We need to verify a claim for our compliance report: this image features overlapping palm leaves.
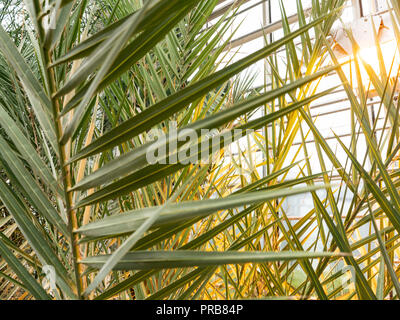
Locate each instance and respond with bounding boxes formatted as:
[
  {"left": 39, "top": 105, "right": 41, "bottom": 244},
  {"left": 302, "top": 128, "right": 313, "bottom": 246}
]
[{"left": 0, "top": 0, "right": 397, "bottom": 300}]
